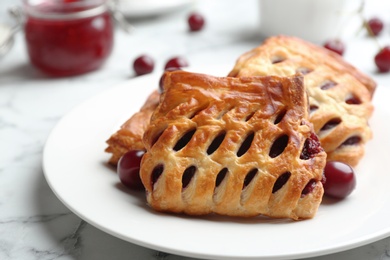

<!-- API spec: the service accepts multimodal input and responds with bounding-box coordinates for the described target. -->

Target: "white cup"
[258,0,363,44]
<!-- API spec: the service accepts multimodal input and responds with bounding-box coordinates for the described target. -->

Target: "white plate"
[117,0,195,18]
[43,65,390,260]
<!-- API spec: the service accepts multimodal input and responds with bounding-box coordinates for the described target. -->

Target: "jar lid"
[24,0,108,20]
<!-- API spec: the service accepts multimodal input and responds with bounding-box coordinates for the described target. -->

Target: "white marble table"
[1,0,390,259]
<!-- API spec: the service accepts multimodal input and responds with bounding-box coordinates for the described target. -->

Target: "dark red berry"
[300,132,323,160]
[301,179,317,197]
[345,95,361,105]
[164,56,189,70]
[133,55,154,76]
[117,150,145,190]
[272,172,291,193]
[323,161,356,199]
[323,39,345,56]
[188,12,205,32]
[341,136,361,146]
[367,17,384,36]
[374,46,390,73]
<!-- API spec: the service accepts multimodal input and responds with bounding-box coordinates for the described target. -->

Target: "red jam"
[24,0,113,76]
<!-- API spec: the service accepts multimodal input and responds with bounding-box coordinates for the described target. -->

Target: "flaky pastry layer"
[105,90,159,165]
[140,71,326,220]
[228,35,376,166]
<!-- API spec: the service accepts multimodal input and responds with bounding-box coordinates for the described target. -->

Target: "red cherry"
[301,179,317,197]
[117,150,145,190]
[188,13,205,32]
[323,39,345,56]
[133,55,154,76]
[374,46,390,73]
[300,132,323,160]
[367,17,384,36]
[323,161,356,199]
[164,56,189,70]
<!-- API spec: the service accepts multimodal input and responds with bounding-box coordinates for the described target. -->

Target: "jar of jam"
[24,0,114,76]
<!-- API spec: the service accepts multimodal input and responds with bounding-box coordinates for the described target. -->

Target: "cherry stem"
[356,1,382,50]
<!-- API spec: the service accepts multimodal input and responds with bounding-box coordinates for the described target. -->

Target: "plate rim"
[42,66,390,260]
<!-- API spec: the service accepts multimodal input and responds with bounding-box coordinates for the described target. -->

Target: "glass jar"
[24,0,114,77]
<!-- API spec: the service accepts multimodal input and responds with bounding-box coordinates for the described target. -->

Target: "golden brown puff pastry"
[140,71,327,220]
[105,90,159,165]
[228,35,376,167]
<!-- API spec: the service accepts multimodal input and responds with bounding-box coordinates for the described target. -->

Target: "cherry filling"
[320,118,341,131]
[242,168,258,189]
[300,132,323,160]
[272,172,291,193]
[269,134,289,158]
[341,136,361,146]
[207,131,226,155]
[245,112,255,122]
[173,129,196,151]
[151,164,164,187]
[345,95,362,105]
[271,56,285,64]
[215,168,228,187]
[319,80,337,90]
[301,179,317,197]
[309,105,319,113]
[182,166,196,189]
[296,67,312,75]
[323,39,345,56]
[237,132,255,157]
[274,109,287,124]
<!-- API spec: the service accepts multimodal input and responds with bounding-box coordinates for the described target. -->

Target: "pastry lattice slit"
[140,71,327,220]
[106,36,376,169]
[228,35,376,166]
[207,131,226,155]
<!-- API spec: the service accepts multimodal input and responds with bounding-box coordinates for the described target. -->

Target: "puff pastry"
[140,71,326,220]
[105,90,159,165]
[228,35,376,166]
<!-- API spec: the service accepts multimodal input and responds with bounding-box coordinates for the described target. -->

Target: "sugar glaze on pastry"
[140,71,326,220]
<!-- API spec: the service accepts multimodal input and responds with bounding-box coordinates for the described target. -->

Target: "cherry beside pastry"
[140,70,327,220]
